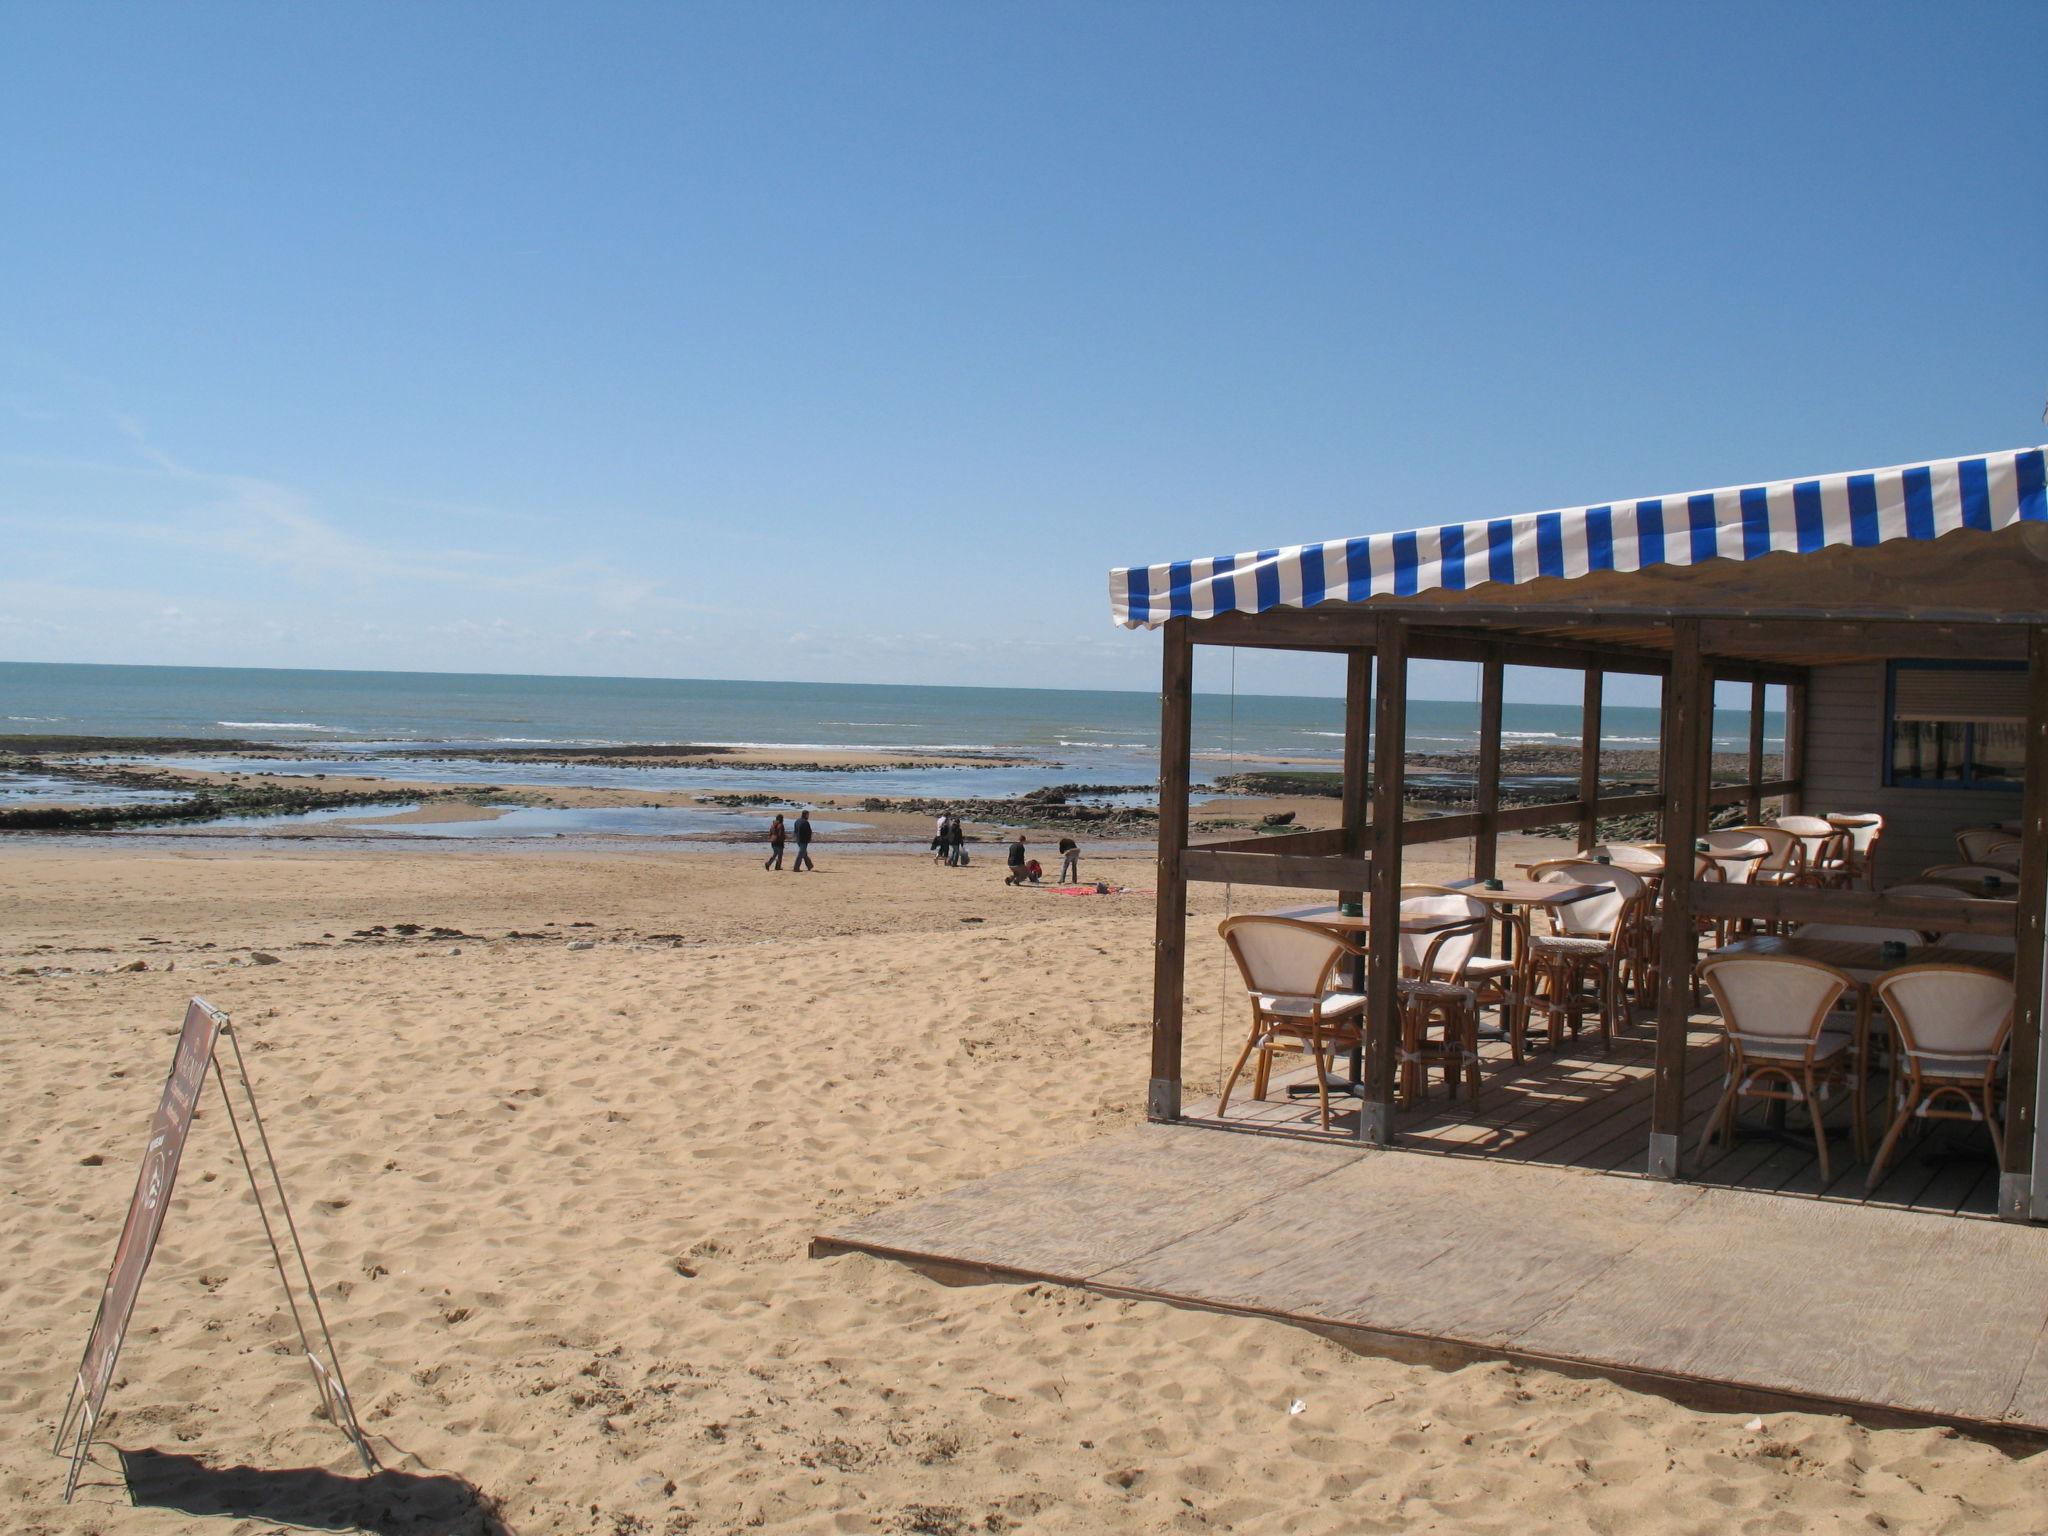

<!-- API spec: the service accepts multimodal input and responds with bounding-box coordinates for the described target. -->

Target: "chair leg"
[1986,1082,2007,1171]
[1805,1069,1832,1185]
[1251,1044,1272,1102]
[1866,1091,1915,1192]
[1851,1056,1868,1165]
[1217,1028,1262,1119]
[1698,1074,1739,1166]
[1309,1031,1333,1131]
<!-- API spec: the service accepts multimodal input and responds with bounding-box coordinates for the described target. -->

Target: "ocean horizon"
[0,659,1781,758]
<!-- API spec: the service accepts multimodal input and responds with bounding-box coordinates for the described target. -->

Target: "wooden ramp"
[812,1125,2048,1441]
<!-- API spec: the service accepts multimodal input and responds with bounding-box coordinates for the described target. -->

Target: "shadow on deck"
[1184,1015,2002,1220]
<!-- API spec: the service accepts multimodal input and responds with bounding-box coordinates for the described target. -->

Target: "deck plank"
[1090,1152,1700,1345]
[815,1122,2048,1438]
[1520,1185,2047,1424]
[812,1122,1365,1282]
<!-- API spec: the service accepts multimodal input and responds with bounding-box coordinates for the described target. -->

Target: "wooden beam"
[1709,780,1800,809]
[1181,848,1376,890]
[1410,628,1669,677]
[1364,619,1408,1144]
[1474,652,1504,882]
[1746,680,1766,823]
[1784,675,1807,817]
[1690,884,2018,937]
[1578,669,1603,852]
[1191,827,1349,857]
[1148,620,1194,1123]
[1198,608,1672,674]
[2003,625,2048,1218]
[1650,617,1708,1178]
[1341,648,1373,913]
[1701,618,2026,663]
[1403,790,1673,849]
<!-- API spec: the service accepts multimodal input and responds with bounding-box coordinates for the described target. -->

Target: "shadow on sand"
[119,1448,512,1535]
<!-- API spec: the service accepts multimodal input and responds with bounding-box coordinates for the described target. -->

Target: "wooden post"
[2001,625,2048,1219]
[1649,617,1708,1179]
[1578,668,1603,852]
[1474,651,1504,881]
[1363,619,1408,1145]
[1785,674,1807,817]
[1746,680,1766,823]
[1340,650,1373,890]
[1148,620,1194,1123]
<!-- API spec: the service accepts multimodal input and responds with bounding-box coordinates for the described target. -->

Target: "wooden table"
[1713,935,2018,1156]
[1443,879,1613,1051]
[1258,904,1478,1094]
[1261,903,1474,937]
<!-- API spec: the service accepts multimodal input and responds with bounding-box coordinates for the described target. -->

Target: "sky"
[2,2,2042,708]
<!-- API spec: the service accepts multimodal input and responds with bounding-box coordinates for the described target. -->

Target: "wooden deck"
[814,1122,2048,1441]
[1190,1017,2005,1219]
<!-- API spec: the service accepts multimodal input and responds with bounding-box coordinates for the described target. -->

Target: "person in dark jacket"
[1004,835,1029,885]
[764,814,786,871]
[947,814,966,866]
[1057,836,1079,884]
[792,809,814,871]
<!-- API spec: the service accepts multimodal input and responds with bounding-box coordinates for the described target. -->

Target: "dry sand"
[4,835,2045,1534]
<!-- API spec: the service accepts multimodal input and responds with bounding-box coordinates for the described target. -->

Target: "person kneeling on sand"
[1004,834,1030,885]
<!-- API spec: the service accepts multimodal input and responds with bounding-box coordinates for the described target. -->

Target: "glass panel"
[1890,719,1967,783]
[1968,720,2027,786]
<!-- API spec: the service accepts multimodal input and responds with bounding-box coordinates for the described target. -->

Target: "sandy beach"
[5,835,2045,1535]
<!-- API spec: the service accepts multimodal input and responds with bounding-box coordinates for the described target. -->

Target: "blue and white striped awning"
[1112,444,2048,628]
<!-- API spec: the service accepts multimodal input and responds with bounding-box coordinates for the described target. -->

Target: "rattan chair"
[1216,916,1366,1131]
[1867,965,2014,1190]
[1775,815,1854,889]
[1737,824,1808,889]
[1825,813,1885,889]
[1524,860,1646,1053]
[1955,825,2018,864]
[1696,954,1863,1181]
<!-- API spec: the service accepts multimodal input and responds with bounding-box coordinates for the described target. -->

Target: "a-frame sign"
[54,997,376,1501]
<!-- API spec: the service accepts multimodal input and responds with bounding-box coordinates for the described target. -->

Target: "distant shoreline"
[2,735,1785,843]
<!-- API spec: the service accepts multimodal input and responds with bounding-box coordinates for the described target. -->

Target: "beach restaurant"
[1116,444,2048,1223]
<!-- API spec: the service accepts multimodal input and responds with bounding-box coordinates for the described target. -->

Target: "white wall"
[1800,662,2022,882]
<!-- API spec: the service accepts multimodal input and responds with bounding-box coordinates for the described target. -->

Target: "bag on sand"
[959,852,970,866]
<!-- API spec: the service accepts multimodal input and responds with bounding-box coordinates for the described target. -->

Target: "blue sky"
[2,2,2042,706]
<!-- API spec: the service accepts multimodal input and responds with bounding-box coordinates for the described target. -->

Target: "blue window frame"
[1883,660,2027,791]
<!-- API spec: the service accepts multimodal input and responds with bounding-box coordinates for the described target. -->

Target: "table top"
[1716,934,2016,984]
[1443,878,1611,907]
[1902,874,2019,900]
[1260,903,1474,935]
[1517,853,1665,877]
[1594,847,1667,875]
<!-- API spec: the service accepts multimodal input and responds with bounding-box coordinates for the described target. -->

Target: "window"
[1884,661,2028,789]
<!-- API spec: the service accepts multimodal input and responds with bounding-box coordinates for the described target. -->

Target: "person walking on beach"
[1004,834,1029,885]
[933,811,949,863]
[946,814,966,866]
[1057,835,1080,884]
[792,809,815,871]
[764,813,786,871]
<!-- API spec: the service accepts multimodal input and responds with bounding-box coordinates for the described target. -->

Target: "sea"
[2,662,1781,813]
